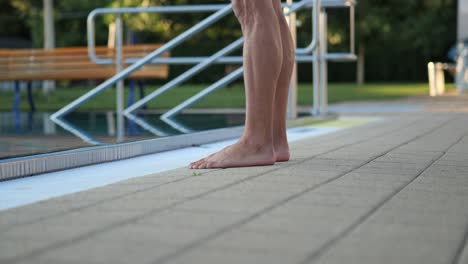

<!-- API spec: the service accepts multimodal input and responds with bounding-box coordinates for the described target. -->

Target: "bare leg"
[272,0,295,162]
[190,0,282,169]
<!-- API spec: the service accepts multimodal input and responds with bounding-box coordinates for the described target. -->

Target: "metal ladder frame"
[51,0,357,144]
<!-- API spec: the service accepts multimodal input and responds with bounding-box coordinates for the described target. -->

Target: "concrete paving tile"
[438,153,468,162]
[364,208,468,229]
[287,184,400,208]
[23,239,175,264]
[426,164,468,174]
[164,245,305,264]
[406,180,468,194]
[136,209,246,230]
[318,152,380,162]
[251,172,336,185]
[329,177,410,190]
[434,159,468,167]
[0,209,181,263]
[200,229,326,256]
[459,241,468,264]
[236,211,357,236]
[338,171,414,184]
[309,163,468,264]
[298,158,362,167]
[374,155,435,163]
[311,241,456,264]
[0,206,72,232]
[87,225,216,247]
[363,160,433,170]
[201,180,307,198]
[3,106,468,264]
[262,202,365,219]
[310,216,465,264]
[174,198,271,214]
[352,166,422,176]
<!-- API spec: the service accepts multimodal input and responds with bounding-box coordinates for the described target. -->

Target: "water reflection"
[0,111,245,158]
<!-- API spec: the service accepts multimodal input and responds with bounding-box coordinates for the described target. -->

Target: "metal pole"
[435,62,445,95]
[319,10,328,115]
[286,0,298,119]
[350,5,355,55]
[312,0,321,115]
[115,15,124,142]
[43,0,55,51]
[428,62,436,96]
[162,67,244,120]
[43,0,55,94]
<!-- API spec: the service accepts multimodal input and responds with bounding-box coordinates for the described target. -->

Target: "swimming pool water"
[0,111,250,158]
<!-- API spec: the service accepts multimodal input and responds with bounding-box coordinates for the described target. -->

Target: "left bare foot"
[190,141,275,169]
[274,144,290,162]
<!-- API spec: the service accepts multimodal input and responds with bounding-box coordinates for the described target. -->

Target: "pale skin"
[190,0,295,169]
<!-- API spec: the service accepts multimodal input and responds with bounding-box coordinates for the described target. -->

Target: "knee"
[232,0,245,20]
[232,0,270,26]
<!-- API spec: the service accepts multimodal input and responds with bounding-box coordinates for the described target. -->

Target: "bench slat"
[0,45,169,81]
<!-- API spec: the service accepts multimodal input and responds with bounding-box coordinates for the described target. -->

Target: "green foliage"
[0,0,32,43]
[3,0,114,47]
[0,83,453,112]
[353,0,456,81]
[1,0,458,82]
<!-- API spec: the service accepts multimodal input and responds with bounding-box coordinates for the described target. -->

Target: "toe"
[190,159,204,169]
[194,159,205,168]
[202,161,212,169]
[205,161,220,169]
[196,161,206,169]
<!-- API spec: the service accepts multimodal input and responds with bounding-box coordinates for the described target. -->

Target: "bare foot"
[273,135,290,162]
[190,141,275,169]
[190,142,290,167]
[274,144,290,162]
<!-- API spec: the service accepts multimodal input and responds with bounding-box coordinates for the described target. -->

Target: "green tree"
[0,0,32,47]
[5,0,114,47]
[1,0,457,82]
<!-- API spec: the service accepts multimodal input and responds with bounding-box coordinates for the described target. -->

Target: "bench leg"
[27,82,36,112]
[126,80,136,136]
[127,80,135,107]
[27,111,34,131]
[138,80,147,110]
[13,81,21,114]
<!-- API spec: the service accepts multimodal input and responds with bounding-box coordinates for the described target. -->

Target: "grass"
[0,82,454,112]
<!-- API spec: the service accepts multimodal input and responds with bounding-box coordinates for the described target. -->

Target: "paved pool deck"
[1,93,468,264]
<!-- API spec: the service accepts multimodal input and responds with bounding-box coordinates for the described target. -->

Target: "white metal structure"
[50,0,357,144]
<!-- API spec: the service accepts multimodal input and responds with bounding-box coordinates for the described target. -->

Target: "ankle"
[273,136,289,148]
[239,138,274,153]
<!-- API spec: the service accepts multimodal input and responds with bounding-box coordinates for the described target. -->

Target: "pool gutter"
[0,126,245,181]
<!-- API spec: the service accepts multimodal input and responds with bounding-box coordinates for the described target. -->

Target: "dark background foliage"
[0,0,457,83]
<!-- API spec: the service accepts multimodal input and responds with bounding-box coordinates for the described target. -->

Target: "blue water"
[0,111,246,136]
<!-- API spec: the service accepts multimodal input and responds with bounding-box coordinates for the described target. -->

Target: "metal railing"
[51,4,235,143]
[51,0,357,143]
[124,0,316,135]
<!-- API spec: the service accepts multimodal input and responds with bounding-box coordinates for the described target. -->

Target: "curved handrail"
[51,0,356,142]
[161,0,319,127]
[51,4,233,143]
[296,0,320,55]
[87,5,228,65]
[125,0,318,134]
[86,3,317,66]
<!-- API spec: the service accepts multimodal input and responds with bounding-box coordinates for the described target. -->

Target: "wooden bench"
[0,45,170,111]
